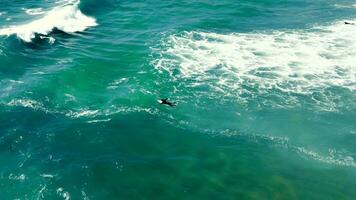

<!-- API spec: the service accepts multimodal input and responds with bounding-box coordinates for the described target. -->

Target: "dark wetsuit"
[159,98,176,107]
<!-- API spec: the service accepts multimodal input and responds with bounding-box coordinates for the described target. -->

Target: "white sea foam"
[57,187,70,200]
[3,97,159,120]
[0,0,97,42]
[334,4,356,9]
[35,184,47,200]
[66,109,99,118]
[86,118,111,123]
[66,106,159,119]
[22,7,46,15]
[4,98,61,115]
[7,99,45,110]
[154,20,356,105]
[8,173,26,181]
[295,147,356,167]
[40,174,55,178]
[64,93,76,102]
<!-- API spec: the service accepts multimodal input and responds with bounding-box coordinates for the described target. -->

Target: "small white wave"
[265,137,356,167]
[9,80,25,84]
[57,187,70,200]
[295,147,356,167]
[64,93,76,102]
[212,129,356,168]
[22,7,46,15]
[0,1,97,42]
[4,98,61,115]
[334,4,356,9]
[8,173,26,181]
[3,98,159,120]
[107,78,129,90]
[40,174,55,178]
[66,106,159,119]
[35,184,47,200]
[86,118,111,123]
[7,99,45,110]
[66,109,99,118]
[56,0,79,4]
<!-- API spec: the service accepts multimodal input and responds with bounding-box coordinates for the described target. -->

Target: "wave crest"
[0,1,97,42]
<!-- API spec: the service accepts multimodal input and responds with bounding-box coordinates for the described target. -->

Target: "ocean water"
[0,0,356,199]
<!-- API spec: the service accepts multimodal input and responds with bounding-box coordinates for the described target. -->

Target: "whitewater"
[0,0,97,42]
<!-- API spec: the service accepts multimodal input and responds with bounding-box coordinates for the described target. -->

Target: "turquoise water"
[1,0,356,199]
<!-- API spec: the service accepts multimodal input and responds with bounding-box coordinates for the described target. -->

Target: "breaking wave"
[0,0,97,42]
[153,19,356,109]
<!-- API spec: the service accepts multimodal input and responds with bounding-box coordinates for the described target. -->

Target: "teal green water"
[1,0,356,199]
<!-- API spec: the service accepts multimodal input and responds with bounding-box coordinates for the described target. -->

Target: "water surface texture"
[1,0,356,199]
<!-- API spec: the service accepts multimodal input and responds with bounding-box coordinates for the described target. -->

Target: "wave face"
[154,19,356,109]
[0,0,97,42]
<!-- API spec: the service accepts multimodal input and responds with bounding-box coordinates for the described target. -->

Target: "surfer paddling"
[158,98,176,107]
[344,21,355,25]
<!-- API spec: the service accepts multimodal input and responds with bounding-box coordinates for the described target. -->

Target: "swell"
[210,129,356,168]
[2,97,356,168]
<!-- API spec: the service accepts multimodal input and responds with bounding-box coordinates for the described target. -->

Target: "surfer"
[344,21,355,25]
[158,98,176,107]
